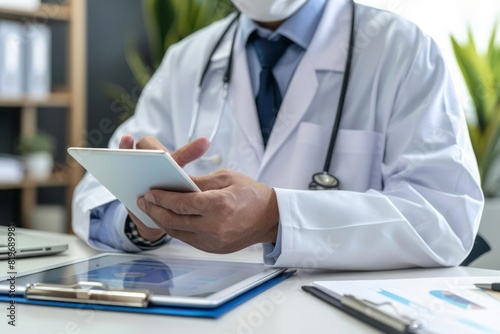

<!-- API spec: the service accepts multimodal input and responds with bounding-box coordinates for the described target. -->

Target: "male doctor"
[73,0,484,270]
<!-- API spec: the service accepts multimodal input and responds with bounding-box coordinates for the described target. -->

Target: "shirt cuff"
[263,222,283,265]
[89,201,143,252]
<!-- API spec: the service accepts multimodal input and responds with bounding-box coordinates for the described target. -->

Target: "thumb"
[119,134,135,149]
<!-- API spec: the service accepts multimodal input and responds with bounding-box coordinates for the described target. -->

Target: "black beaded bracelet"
[124,219,166,250]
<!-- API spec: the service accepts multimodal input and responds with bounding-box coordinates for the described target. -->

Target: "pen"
[474,283,500,292]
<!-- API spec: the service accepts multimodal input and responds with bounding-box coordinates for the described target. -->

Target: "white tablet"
[68,148,199,228]
[0,253,286,308]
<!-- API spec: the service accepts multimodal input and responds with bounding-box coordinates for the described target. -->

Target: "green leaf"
[194,0,210,31]
[105,0,235,124]
[17,132,55,154]
[125,38,153,87]
[452,23,500,195]
[103,84,138,125]
[451,35,488,131]
[487,18,498,69]
[143,0,174,68]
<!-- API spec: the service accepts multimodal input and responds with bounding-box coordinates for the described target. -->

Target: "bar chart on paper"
[312,276,500,334]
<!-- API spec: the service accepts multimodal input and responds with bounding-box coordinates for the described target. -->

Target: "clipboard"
[303,276,500,334]
[0,253,294,318]
[0,271,294,318]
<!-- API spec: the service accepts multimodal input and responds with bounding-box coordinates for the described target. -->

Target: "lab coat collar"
[210,13,240,63]
[308,0,353,72]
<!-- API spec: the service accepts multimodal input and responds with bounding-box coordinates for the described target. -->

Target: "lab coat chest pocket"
[288,123,384,191]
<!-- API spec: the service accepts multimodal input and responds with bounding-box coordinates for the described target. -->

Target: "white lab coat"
[73,0,483,270]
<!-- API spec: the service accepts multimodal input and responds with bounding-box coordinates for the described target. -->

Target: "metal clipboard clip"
[302,285,426,334]
[342,294,424,333]
[25,281,151,308]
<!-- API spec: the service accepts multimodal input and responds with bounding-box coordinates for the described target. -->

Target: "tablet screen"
[7,254,270,298]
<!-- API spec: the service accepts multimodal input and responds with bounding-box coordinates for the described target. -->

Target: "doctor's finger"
[171,137,210,168]
[119,134,134,149]
[163,229,229,254]
[191,169,235,191]
[137,197,200,231]
[136,136,169,151]
[144,190,210,215]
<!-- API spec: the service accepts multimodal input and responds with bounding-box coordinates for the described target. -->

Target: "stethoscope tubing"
[187,14,240,144]
[309,0,356,190]
[322,0,356,173]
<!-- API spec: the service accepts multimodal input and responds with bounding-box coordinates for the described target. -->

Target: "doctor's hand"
[136,169,279,254]
[119,134,210,242]
[119,134,210,168]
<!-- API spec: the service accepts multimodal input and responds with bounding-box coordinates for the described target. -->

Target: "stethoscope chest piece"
[309,172,339,190]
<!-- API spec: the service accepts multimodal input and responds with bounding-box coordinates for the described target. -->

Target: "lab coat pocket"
[331,129,384,191]
[286,122,330,189]
[289,123,384,191]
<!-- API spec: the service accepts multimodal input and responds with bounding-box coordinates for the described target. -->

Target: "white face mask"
[231,0,309,22]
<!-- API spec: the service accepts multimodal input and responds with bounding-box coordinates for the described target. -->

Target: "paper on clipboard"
[312,276,500,334]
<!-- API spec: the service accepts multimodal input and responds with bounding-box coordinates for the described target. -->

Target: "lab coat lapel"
[228,40,265,160]
[260,0,352,172]
[260,55,318,170]
[209,20,264,163]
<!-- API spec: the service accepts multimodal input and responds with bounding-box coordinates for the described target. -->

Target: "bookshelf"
[0,0,86,233]
[0,3,70,21]
[0,91,71,108]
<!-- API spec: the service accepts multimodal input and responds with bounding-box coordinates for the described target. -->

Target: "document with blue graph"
[312,276,500,334]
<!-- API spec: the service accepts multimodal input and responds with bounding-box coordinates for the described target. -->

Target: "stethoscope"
[188,1,356,190]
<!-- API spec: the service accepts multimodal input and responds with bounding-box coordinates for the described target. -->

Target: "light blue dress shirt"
[88,0,327,256]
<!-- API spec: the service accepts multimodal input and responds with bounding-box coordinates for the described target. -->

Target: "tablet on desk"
[0,253,286,308]
[68,148,199,229]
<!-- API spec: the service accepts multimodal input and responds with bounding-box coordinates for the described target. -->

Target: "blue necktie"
[251,34,292,147]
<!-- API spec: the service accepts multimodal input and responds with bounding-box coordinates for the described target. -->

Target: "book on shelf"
[0,0,41,11]
[24,23,51,98]
[0,19,51,99]
[0,20,24,98]
[0,154,24,183]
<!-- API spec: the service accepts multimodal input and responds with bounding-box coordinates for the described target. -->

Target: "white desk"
[1,229,500,334]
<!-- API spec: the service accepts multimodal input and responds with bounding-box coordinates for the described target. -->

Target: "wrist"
[134,222,166,243]
[124,216,166,248]
[264,188,279,243]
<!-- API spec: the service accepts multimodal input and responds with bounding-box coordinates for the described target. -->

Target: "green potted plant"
[17,132,56,180]
[451,24,500,197]
[106,0,235,123]
[451,22,500,269]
